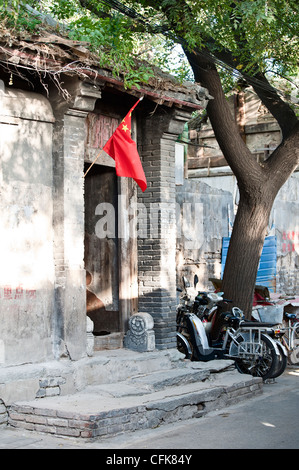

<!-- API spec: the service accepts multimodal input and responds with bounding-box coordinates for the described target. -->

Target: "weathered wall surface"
[176,179,233,291]
[182,172,299,295]
[274,174,299,295]
[0,83,55,365]
[49,79,101,361]
[0,79,99,367]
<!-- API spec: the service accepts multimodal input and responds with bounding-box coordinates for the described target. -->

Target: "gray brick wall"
[137,109,193,349]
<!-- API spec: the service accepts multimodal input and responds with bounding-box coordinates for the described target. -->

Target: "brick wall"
[137,109,193,349]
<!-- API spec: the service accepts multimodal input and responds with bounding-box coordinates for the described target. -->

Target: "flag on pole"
[103,98,147,192]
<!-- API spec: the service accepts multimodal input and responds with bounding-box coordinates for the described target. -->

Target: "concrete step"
[79,363,215,398]
[8,360,263,440]
[0,349,186,404]
[127,366,211,391]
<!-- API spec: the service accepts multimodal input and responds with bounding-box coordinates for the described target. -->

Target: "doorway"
[84,162,122,349]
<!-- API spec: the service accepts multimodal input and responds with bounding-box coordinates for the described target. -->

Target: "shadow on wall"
[0,86,86,366]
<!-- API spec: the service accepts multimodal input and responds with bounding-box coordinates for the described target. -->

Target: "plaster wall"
[191,172,299,295]
[176,178,233,292]
[0,84,55,365]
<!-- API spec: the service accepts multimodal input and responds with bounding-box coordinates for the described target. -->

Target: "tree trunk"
[222,127,299,317]
[221,192,274,318]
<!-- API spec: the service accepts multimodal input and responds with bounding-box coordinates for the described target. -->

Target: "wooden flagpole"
[84,149,104,177]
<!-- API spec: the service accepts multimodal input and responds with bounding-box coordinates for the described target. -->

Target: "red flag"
[103,98,147,192]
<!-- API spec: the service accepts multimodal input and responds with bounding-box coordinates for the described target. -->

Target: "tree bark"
[221,192,274,317]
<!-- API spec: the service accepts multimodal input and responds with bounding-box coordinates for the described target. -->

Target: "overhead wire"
[98,0,170,32]
[96,0,297,100]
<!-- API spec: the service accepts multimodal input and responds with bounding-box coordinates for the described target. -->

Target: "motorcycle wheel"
[177,335,191,359]
[270,341,287,379]
[233,333,279,380]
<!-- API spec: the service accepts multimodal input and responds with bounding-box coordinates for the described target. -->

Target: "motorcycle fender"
[186,314,216,362]
[189,314,211,351]
[185,314,215,361]
[176,332,192,357]
[262,333,281,356]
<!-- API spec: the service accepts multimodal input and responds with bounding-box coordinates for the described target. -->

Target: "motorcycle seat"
[285,312,296,319]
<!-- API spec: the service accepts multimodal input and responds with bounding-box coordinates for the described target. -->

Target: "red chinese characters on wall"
[1,285,36,300]
[282,231,299,253]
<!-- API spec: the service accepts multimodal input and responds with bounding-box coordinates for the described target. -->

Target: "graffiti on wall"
[0,285,36,300]
[282,231,299,253]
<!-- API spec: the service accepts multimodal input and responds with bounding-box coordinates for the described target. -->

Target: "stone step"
[0,349,185,405]
[127,366,211,391]
[78,362,220,398]
[124,358,236,392]
[8,363,263,440]
[93,333,124,351]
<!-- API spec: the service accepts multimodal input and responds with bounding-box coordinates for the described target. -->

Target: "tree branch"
[243,71,298,139]
[79,0,298,139]
[78,0,112,19]
[184,48,261,186]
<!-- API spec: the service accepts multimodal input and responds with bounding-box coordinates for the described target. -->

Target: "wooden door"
[84,163,120,335]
